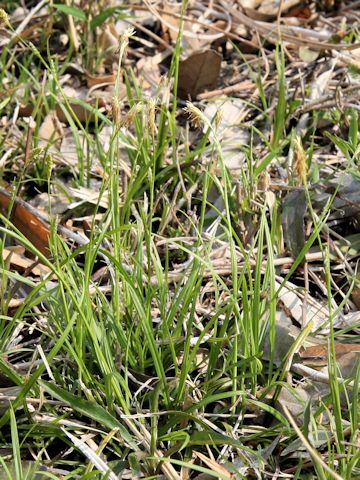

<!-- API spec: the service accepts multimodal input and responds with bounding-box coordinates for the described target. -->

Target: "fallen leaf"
[7,298,25,309]
[0,187,50,257]
[55,97,107,123]
[351,285,360,309]
[177,348,208,373]
[86,72,117,88]
[299,342,360,367]
[203,99,249,177]
[161,4,211,51]
[19,99,108,125]
[161,4,182,42]
[136,51,166,90]
[282,189,307,259]
[240,0,308,20]
[38,111,63,146]
[299,47,320,63]
[178,50,222,100]
[67,186,109,209]
[277,383,310,422]
[3,246,51,275]
[334,351,360,378]
[281,429,328,456]
[98,23,119,60]
[285,5,312,18]
[325,173,360,220]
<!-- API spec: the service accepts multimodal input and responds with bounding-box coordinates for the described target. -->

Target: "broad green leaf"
[90,8,119,30]
[325,132,353,159]
[53,4,86,21]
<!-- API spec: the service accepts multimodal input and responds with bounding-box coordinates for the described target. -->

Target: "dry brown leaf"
[38,111,63,146]
[98,23,119,60]
[0,186,51,257]
[161,3,182,42]
[3,246,51,275]
[19,99,108,125]
[86,72,117,88]
[67,186,109,209]
[177,348,208,373]
[299,342,360,366]
[332,351,360,379]
[227,4,359,51]
[193,451,233,478]
[161,3,211,50]
[242,0,303,18]
[277,384,310,421]
[136,52,166,90]
[285,5,312,19]
[7,298,26,308]
[203,99,248,177]
[178,50,222,100]
[351,285,360,309]
[55,98,107,123]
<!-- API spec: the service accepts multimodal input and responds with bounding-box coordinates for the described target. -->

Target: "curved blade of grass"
[0,357,23,387]
[189,431,263,460]
[62,428,118,480]
[149,456,242,480]
[282,404,343,480]
[39,380,138,450]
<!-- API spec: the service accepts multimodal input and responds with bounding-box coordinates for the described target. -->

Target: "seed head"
[214,108,223,131]
[183,102,206,129]
[30,146,44,159]
[147,99,156,136]
[0,9,10,27]
[116,27,136,59]
[114,27,136,116]
[45,154,54,180]
[293,135,307,183]
[119,102,143,128]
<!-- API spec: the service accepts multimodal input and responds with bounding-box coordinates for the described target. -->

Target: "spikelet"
[293,135,307,183]
[112,27,136,129]
[45,153,54,181]
[147,98,156,137]
[0,9,10,27]
[183,102,207,129]
[214,108,223,132]
[119,103,143,128]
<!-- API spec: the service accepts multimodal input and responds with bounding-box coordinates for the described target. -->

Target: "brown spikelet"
[293,136,307,183]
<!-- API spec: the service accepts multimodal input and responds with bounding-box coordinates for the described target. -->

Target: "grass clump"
[0,1,359,479]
